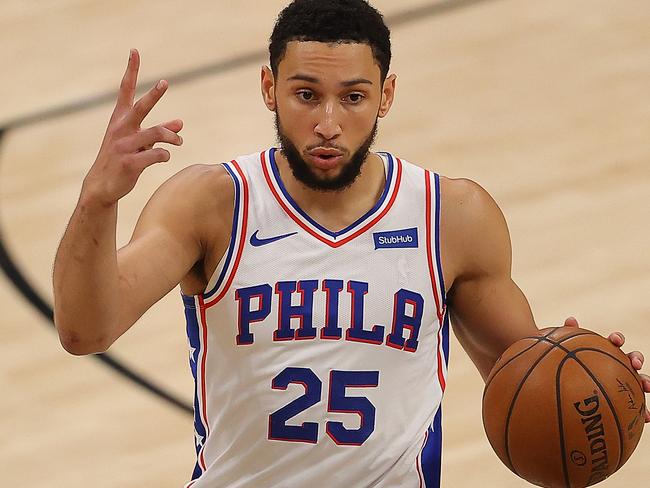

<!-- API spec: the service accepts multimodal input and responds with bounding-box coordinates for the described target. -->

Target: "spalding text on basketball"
[573,392,609,484]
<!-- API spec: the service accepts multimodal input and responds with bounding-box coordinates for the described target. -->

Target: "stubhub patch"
[373,227,419,249]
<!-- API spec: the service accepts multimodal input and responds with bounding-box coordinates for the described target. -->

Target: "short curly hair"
[269,0,392,81]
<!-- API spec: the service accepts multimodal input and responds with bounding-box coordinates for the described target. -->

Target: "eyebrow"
[286,74,373,86]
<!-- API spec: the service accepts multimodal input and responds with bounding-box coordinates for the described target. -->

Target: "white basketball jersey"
[182,148,449,488]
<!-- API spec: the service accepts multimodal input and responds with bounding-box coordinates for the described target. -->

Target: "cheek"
[276,101,306,131]
[349,97,381,120]
[278,92,311,115]
[348,107,378,132]
[279,113,310,141]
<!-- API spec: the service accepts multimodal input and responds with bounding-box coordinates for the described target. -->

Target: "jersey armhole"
[433,173,447,307]
[200,161,249,302]
[424,170,447,316]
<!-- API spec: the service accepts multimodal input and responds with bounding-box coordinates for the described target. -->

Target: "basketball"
[482,326,645,488]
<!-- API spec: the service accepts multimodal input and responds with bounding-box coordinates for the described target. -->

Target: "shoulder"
[158,163,233,200]
[438,176,512,281]
[439,176,507,231]
[137,163,235,243]
[151,163,234,214]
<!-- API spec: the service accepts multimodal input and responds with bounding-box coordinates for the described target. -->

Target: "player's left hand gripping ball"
[564,316,650,423]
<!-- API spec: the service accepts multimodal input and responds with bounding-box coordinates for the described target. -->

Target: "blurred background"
[0,0,648,486]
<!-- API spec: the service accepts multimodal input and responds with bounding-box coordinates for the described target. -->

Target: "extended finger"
[608,331,625,347]
[162,119,184,133]
[641,374,650,423]
[115,49,140,113]
[563,317,579,328]
[640,373,650,392]
[628,351,644,370]
[129,147,172,172]
[123,125,183,152]
[127,79,168,127]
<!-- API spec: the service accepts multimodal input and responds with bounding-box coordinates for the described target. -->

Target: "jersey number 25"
[268,367,380,446]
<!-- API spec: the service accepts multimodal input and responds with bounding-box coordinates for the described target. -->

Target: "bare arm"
[53,49,191,354]
[440,177,650,420]
[440,177,538,381]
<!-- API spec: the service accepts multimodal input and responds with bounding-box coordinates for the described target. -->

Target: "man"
[52,0,649,486]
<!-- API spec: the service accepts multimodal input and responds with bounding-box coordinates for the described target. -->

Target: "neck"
[274,149,386,232]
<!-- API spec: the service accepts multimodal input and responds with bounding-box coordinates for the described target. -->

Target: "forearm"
[448,277,538,382]
[440,177,540,381]
[53,187,121,355]
[52,50,184,354]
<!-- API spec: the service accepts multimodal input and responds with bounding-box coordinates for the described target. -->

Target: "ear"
[378,74,397,118]
[261,66,276,111]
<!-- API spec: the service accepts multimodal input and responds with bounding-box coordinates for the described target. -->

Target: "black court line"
[0,126,193,414]
[0,0,495,131]
[0,0,496,416]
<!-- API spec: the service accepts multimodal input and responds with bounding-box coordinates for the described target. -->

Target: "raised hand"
[82,49,183,206]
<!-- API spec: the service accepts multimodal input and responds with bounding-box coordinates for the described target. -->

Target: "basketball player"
[52,1,649,486]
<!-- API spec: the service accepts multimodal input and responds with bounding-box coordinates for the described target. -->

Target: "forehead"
[278,41,380,81]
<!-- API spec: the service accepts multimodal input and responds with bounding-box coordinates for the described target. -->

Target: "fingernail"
[156,80,165,90]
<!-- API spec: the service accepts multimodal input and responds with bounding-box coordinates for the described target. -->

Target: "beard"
[274,112,378,192]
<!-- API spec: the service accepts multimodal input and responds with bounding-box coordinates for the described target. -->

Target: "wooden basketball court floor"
[0,0,648,486]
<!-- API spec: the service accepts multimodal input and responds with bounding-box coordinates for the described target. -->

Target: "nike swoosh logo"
[249,230,298,247]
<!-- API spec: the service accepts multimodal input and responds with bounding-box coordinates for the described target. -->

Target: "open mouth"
[307,151,344,170]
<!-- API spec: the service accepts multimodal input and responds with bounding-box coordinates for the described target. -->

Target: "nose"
[314,99,342,141]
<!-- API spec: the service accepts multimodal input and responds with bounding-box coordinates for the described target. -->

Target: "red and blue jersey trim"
[181,159,250,486]
[183,294,210,485]
[425,170,448,392]
[261,148,402,248]
[201,162,241,299]
[413,170,449,488]
[417,406,444,487]
[202,160,249,308]
[433,173,447,308]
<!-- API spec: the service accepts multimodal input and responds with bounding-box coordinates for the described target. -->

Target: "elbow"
[59,334,111,356]
[56,323,111,356]
[61,340,110,356]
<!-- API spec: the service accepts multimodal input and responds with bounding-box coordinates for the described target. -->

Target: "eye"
[297,90,315,102]
[345,93,365,104]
